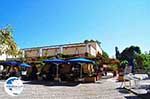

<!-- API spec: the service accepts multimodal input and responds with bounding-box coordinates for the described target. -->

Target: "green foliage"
[120,60,128,68]
[83,39,101,45]
[110,64,118,71]
[0,25,20,57]
[120,46,141,61]
[138,53,150,73]
[95,50,110,66]
[115,46,120,59]
[135,54,144,69]
[95,40,101,45]
[102,50,109,58]
[118,45,150,73]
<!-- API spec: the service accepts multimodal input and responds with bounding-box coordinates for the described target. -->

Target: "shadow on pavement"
[124,96,141,99]
[116,87,130,94]
[23,80,80,87]
[116,87,142,99]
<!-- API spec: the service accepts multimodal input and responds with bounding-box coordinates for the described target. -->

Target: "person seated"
[9,67,18,77]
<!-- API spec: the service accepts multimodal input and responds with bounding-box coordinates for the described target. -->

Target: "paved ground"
[0,78,141,99]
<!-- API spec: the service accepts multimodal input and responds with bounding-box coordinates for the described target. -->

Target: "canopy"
[19,63,31,68]
[2,61,19,66]
[43,58,66,64]
[0,61,30,68]
[43,58,66,82]
[67,58,95,64]
[67,58,95,80]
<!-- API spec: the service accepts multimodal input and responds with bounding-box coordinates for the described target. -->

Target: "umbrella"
[67,58,95,79]
[2,61,19,66]
[43,58,66,64]
[43,58,66,81]
[1,61,31,68]
[67,58,95,64]
[19,63,31,68]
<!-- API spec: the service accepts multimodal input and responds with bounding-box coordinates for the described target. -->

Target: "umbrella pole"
[56,64,59,81]
[80,64,82,78]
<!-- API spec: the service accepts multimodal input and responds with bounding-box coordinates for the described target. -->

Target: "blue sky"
[0,0,150,57]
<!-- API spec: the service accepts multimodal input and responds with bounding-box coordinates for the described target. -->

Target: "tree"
[135,54,144,69]
[0,26,20,58]
[83,39,101,45]
[96,50,110,65]
[120,60,128,68]
[120,46,141,61]
[117,46,141,73]
[115,46,120,59]
[84,40,89,44]
[138,53,150,73]
[96,40,101,45]
[102,50,109,58]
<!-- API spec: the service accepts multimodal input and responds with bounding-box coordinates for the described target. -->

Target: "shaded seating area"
[41,58,97,82]
[67,58,96,82]
[42,58,67,82]
[0,61,31,80]
[0,58,99,83]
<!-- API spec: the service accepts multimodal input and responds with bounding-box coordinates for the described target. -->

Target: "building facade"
[22,42,103,59]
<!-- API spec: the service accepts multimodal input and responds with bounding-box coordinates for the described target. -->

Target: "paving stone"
[0,79,140,99]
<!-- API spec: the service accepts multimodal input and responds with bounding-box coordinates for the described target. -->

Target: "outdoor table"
[67,58,95,82]
[134,74,149,80]
[139,80,150,85]
[43,59,66,82]
[138,80,150,89]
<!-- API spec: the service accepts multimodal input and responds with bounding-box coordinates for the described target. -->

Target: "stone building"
[22,41,103,59]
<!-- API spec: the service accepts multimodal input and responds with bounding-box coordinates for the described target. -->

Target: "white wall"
[0,54,6,60]
[89,46,97,56]
[22,42,103,57]
[0,54,15,60]
[88,42,103,55]
[95,43,103,55]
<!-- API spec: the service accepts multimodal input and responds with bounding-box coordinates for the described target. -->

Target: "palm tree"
[0,26,20,59]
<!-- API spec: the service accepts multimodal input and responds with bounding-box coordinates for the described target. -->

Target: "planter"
[84,76,96,83]
[118,75,124,82]
[96,73,102,80]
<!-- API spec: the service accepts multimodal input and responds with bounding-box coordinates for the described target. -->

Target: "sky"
[0,0,150,57]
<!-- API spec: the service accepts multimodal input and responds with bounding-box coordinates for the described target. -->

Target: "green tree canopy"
[84,39,101,45]
[0,25,20,57]
[102,50,109,58]
[117,45,150,73]
[120,60,128,68]
[120,46,141,61]
[138,53,150,73]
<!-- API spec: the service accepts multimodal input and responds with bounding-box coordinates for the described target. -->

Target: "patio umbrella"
[67,58,95,64]
[67,58,95,79]
[43,58,66,81]
[2,61,19,66]
[43,59,66,64]
[19,63,31,68]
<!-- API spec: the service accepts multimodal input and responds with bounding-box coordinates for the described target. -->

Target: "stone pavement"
[0,78,141,99]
